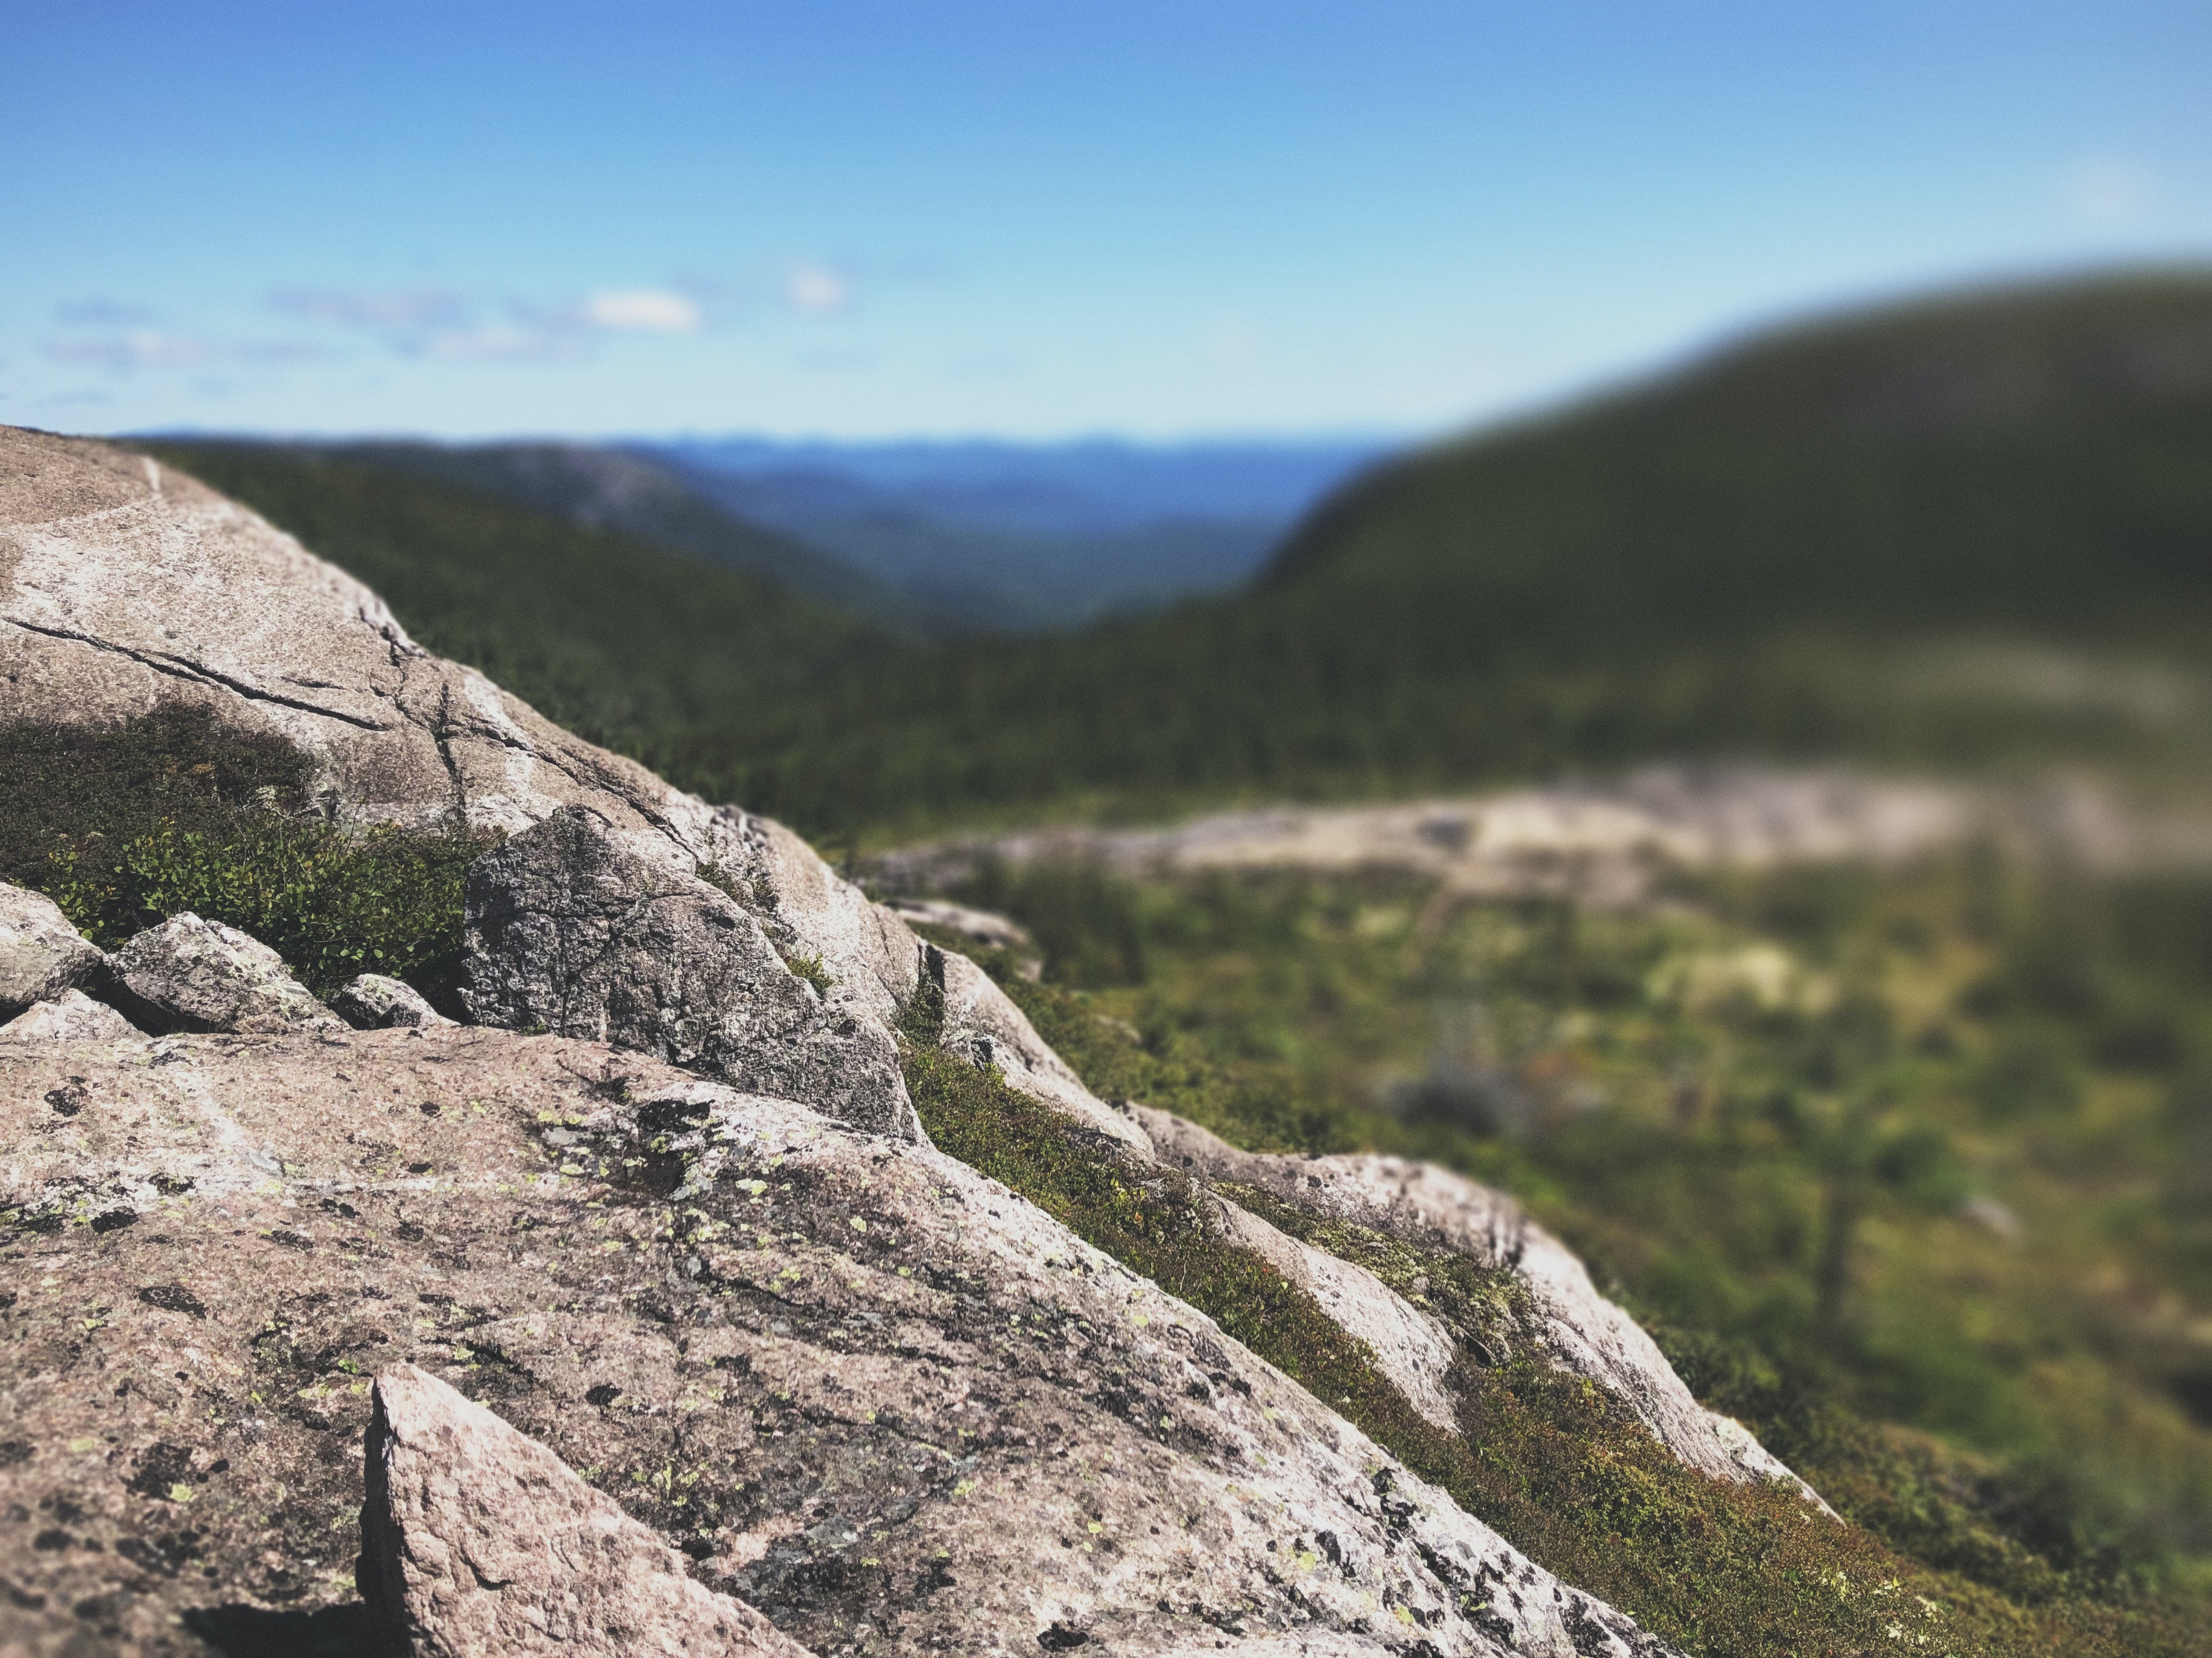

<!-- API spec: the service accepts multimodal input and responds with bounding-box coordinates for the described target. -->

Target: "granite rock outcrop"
[110,912,343,1036]
[0,880,106,1019]
[1,1027,1676,1658]
[0,428,1830,1655]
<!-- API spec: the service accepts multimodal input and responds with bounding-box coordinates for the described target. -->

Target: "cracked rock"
[334,971,455,1030]
[362,1363,809,1658]
[459,808,919,1140]
[0,425,742,860]
[110,912,343,1034]
[0,880,105,1019]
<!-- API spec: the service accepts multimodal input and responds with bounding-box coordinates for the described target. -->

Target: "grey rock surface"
[0,988,140,1041]
[334,971,455,1030]
[460,809,919,1141]
[1,1027,1674,1658]
[110,912,342,1036]
[0,880,105,1018]
[362,1362,808,1657]
[1133,1106,1828,1506]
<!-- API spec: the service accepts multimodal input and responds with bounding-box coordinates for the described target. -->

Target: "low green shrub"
[3,709,489,999]
[44,815,487,998]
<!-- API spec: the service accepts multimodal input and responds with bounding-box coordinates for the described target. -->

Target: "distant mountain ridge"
[646,435,1389,630]
[222,440,930,631]
[648,435,1389,533]
[145,433,1388,635]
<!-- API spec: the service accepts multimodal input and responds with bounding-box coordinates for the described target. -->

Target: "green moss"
[781,950,834,999]
[902,1031,1443,1438]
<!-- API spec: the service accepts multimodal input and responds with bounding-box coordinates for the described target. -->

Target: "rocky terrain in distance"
[864,764,2212,909]
[1,426,1831,1655]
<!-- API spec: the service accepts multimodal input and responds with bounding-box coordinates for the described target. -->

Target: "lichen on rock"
[459,808,920,1142]
[110,911,343,1036]
[360,1362,807,1656]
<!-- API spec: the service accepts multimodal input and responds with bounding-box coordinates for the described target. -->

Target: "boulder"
[0,988,139,1041]
[110,912,342,1034]
[0,1027,1674,1658]
[362,1364,809,1657]
[333,971,455,1030]
[0,880,104,1018]
[459,809,919,1141]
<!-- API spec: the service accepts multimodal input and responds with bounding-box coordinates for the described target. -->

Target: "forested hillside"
[154,269,2212,841]
[142,443,893,795]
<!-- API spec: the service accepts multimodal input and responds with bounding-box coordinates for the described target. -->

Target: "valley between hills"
[8,265,2212,1655]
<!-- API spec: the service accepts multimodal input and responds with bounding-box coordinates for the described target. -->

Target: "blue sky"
[5,1,2208,441]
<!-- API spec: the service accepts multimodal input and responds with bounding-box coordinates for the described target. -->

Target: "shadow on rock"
[180,1601,390,1658]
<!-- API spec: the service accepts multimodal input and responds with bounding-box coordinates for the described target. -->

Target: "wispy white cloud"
[786,261,854,315]
[583,288,701,332]
[263,282,706,362]
[53,298,158,327]
[46,331,322,370]
[2060,157,2158,227]
[271,287,469,332]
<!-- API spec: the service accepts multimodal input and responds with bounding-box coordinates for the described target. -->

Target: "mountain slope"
[245,438,933,632]
[1267,268,2212,655]
[141,441,893,795]
[728,268,2212,833]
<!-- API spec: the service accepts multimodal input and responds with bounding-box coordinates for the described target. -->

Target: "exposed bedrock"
[0,1028,1676,1658]
[1,426,720,859]
[0,425,1824,1650]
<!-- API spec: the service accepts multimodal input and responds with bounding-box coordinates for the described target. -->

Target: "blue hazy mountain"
[642,436,1391,631]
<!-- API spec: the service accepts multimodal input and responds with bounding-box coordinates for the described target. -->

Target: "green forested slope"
[308,439,931,631]
[152,269,2212,840]
[1270,270,2212,652]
